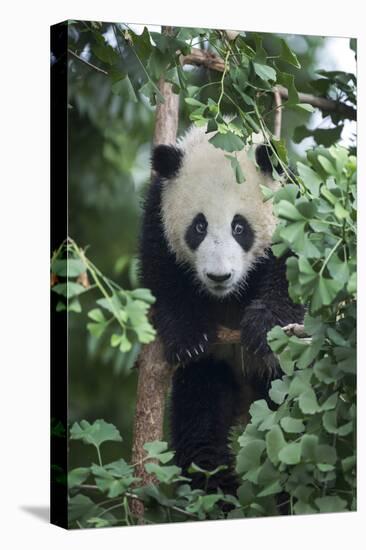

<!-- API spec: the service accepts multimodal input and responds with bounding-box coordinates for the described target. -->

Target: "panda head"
[152,125,280,299]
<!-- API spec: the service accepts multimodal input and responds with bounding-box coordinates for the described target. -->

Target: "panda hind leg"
[170,356,239,495]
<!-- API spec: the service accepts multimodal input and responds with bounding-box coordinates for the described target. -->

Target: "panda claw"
[186,349,192,359]
[203,334,208,342]
[176,353,181,362]
[199,344,204,353]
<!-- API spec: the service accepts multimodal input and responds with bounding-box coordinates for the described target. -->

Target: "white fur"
[161,124,280,297]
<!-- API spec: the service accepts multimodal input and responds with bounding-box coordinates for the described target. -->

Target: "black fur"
[231,214,254,251]
[256,144,284,175]
[171,358,239,493]
[152,144,183,178]
[139,168,304,495]
[185,213,207,251]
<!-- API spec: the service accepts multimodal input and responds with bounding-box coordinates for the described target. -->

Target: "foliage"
[53,22,357,526]
[51,238,156,359]
[67,420,240,527]
[235,144,356,515]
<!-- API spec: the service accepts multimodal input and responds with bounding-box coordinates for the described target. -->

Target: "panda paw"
[167,333,211,365]
[240,300,274,357]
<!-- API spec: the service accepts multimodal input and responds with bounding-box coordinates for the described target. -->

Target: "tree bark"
[130,26,179,523]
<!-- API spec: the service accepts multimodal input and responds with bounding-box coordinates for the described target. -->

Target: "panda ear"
[255,144,283,175]
[152,145,183,179]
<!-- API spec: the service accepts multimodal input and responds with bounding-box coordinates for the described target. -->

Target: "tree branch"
[273,87,283,140]
[181,48,356,121]
[69,44,356,121]
[130,26,179,523]
[67,48,108,76]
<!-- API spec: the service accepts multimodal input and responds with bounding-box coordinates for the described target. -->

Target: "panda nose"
[207,272,232,283]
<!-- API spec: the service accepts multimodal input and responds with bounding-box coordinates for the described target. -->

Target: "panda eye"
[232,222,244,235]
[195,222,207,234]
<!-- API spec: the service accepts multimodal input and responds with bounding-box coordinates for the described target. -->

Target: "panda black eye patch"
[231,214,254,251]
[185,213,207,250]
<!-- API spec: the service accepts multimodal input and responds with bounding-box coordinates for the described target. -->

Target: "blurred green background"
[66,21,356,469]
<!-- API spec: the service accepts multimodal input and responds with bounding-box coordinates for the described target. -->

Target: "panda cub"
[140,124,303,493]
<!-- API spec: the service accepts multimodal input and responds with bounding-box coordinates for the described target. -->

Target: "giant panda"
[139,124,304,494]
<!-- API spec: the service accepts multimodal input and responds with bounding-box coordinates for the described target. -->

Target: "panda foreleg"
[153,300,216,366]
[170,357,239,494]
[240,297,304,380]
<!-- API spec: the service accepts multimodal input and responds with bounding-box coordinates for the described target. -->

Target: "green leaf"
[70,419,122,449]
[294,500,317,515]
[280,39,301,68]
[296,162,322,196]
[301,434,319,462]
[111,333,122,348]
[253,62,276,82]
[87,517,111,528]
[87,322,107,339]
[279,221,307,247]
[225,155,246,183]
[187,494,222,516]
[310,276,344,312]
[266,425,286,466]
[249,400,273,425]
[299,388,320,414]
[236,440,266,473]
[209,131,245,153]
[93,463,138,497]
[257,480,283,497]
[185,97,206,107]
[52,282,87,298]
[260,185,274,201]
[145,463,182,483]
[52,258,86,277]
[119,333,132,353]
[237,481,255,506]
[92,40,119,65]
[188,463,227,477]
[278,442,301,465]
[322,410,338,434]
[318,155,337,175]
[315,496,348,513]
[68,298,82,313]
[320,392,339,411]
[269,378,290,405]
[334,201,349,219]
[97,294,123,317]
[293,103,315,113]
[88,308,106,323]
[68,467,90,489]
[68,494,100,523]
[143,441,175,464]
[280,417,305,433]
[277,71,299,104]
[278,349,295,375]
[316,444,337,465]
[129,288,156,304]
[288,370,312,397]
[276,200,305,222]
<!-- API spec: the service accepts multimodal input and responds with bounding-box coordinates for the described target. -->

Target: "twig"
[67,48,108,76]
[69,44,356,121]
[273,87,283,140]
[181,48,356,121]
[80,484,198,520]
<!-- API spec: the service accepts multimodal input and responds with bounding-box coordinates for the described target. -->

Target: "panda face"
[154,125,280,299]
[184,211,255,297]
